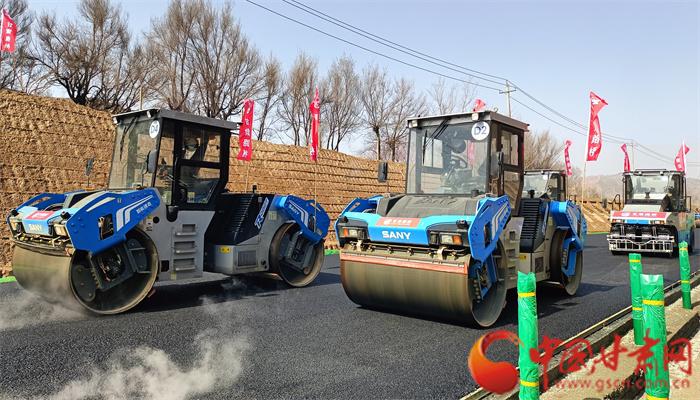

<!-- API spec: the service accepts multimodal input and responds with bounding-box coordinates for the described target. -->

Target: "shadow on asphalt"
[354,281,617,330]
[135,271,341,313]
[491,282,617,328]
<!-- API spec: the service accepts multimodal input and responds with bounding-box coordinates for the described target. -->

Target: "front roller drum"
[12,245,82,311]
[340,248,508,328]
[12,229,159,315]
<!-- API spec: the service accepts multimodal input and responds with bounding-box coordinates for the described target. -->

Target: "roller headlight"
[340,227,366,239]
[53,223,69,237]
[9,219,21,233]
[439,233,463,246]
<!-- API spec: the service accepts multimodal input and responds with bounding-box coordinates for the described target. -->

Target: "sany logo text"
[381,231,411,240]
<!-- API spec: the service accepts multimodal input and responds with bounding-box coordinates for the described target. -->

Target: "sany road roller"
[336,111,587,327]
[7,109,329,314]
[607,169,695,256]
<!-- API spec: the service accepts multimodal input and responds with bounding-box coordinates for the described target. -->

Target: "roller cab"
[337,111,587,327]
[7,109,329,314]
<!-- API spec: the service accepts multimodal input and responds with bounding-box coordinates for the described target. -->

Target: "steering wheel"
[450,155,468,169]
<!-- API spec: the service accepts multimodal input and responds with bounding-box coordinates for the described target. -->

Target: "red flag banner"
[620,143,631,172]
[586,91,608,161]
[309,88,320,162]
[472,99,486,112]
[236,99,254,161]
[564,140,573,176]
[674,142,690,172]
[1,9,16,53]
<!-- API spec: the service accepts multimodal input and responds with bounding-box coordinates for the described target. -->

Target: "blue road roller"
[336,111,587,327]
[7,109,329,314]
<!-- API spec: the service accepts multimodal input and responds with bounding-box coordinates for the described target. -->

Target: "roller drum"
[11,229,159,315]
[12,244,83,311]
[340,249,507,327]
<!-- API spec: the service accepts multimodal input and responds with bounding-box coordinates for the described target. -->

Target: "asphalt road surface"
[1,234,698,399]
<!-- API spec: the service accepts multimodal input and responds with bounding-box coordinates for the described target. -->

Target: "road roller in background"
[336,111,587,327]
[607,169,695,255]
[7,109,329,314]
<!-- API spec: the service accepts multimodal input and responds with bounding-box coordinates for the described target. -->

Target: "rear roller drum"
[549,229,583,296]
[269,223,324,287]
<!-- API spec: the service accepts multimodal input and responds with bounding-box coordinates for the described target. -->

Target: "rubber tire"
[549,229,583,296]
[269,223,324,288]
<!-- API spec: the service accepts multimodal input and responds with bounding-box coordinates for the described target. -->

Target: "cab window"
[177,126,223,205]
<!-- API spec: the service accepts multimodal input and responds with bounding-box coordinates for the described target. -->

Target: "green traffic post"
[641,273,669,400]
[517,271,539,400]
[679,241,692,310]
[629,253,644,345]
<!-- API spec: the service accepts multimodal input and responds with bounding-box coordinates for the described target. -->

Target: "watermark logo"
[467,330,520,394]
[468,329,693,394]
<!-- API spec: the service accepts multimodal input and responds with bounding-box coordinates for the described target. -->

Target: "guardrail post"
[517,271,539,399]
[641,273,669,400]
[629,253,644,345]
[679,241,692,310]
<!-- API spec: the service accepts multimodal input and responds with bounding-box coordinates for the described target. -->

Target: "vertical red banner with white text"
[674,142,690,172]
[620,143,631,172]
[564,140,573,176]
[309,88,320,162]
[1,9,17,53]
[236,99,255,161]
[586,91,608,161]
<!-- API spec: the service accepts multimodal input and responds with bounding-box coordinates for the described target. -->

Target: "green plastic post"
[679,242,692,310]
[641,274,669,399]
[629,253,644,345]
[517,271,539,400]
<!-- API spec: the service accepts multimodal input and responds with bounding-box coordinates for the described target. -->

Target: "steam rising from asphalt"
[42,277,251,400]
[0,291,83,331]
[48,330,249,400]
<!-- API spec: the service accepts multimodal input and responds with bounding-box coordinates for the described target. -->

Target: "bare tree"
[146,0,199,112]
[189,1,262,119]
[320,55,361,151]
[255,55,282,140]
[427,77,475,114]
[524,130,565,170]
[382,78,425,161]
[34,0,140,110]
[360,64,393,160]
[278,52,317,146]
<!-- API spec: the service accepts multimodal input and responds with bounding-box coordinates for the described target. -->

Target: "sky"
[29,0,700,178]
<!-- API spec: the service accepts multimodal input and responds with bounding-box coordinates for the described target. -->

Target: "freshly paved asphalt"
[0,234,698,399]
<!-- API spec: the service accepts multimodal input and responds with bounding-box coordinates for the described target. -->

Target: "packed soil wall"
[0,90,612,272]
[0,90,404,271]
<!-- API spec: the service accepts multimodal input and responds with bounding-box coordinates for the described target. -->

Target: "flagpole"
[244,162,251,192]
[582,96,592,202]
